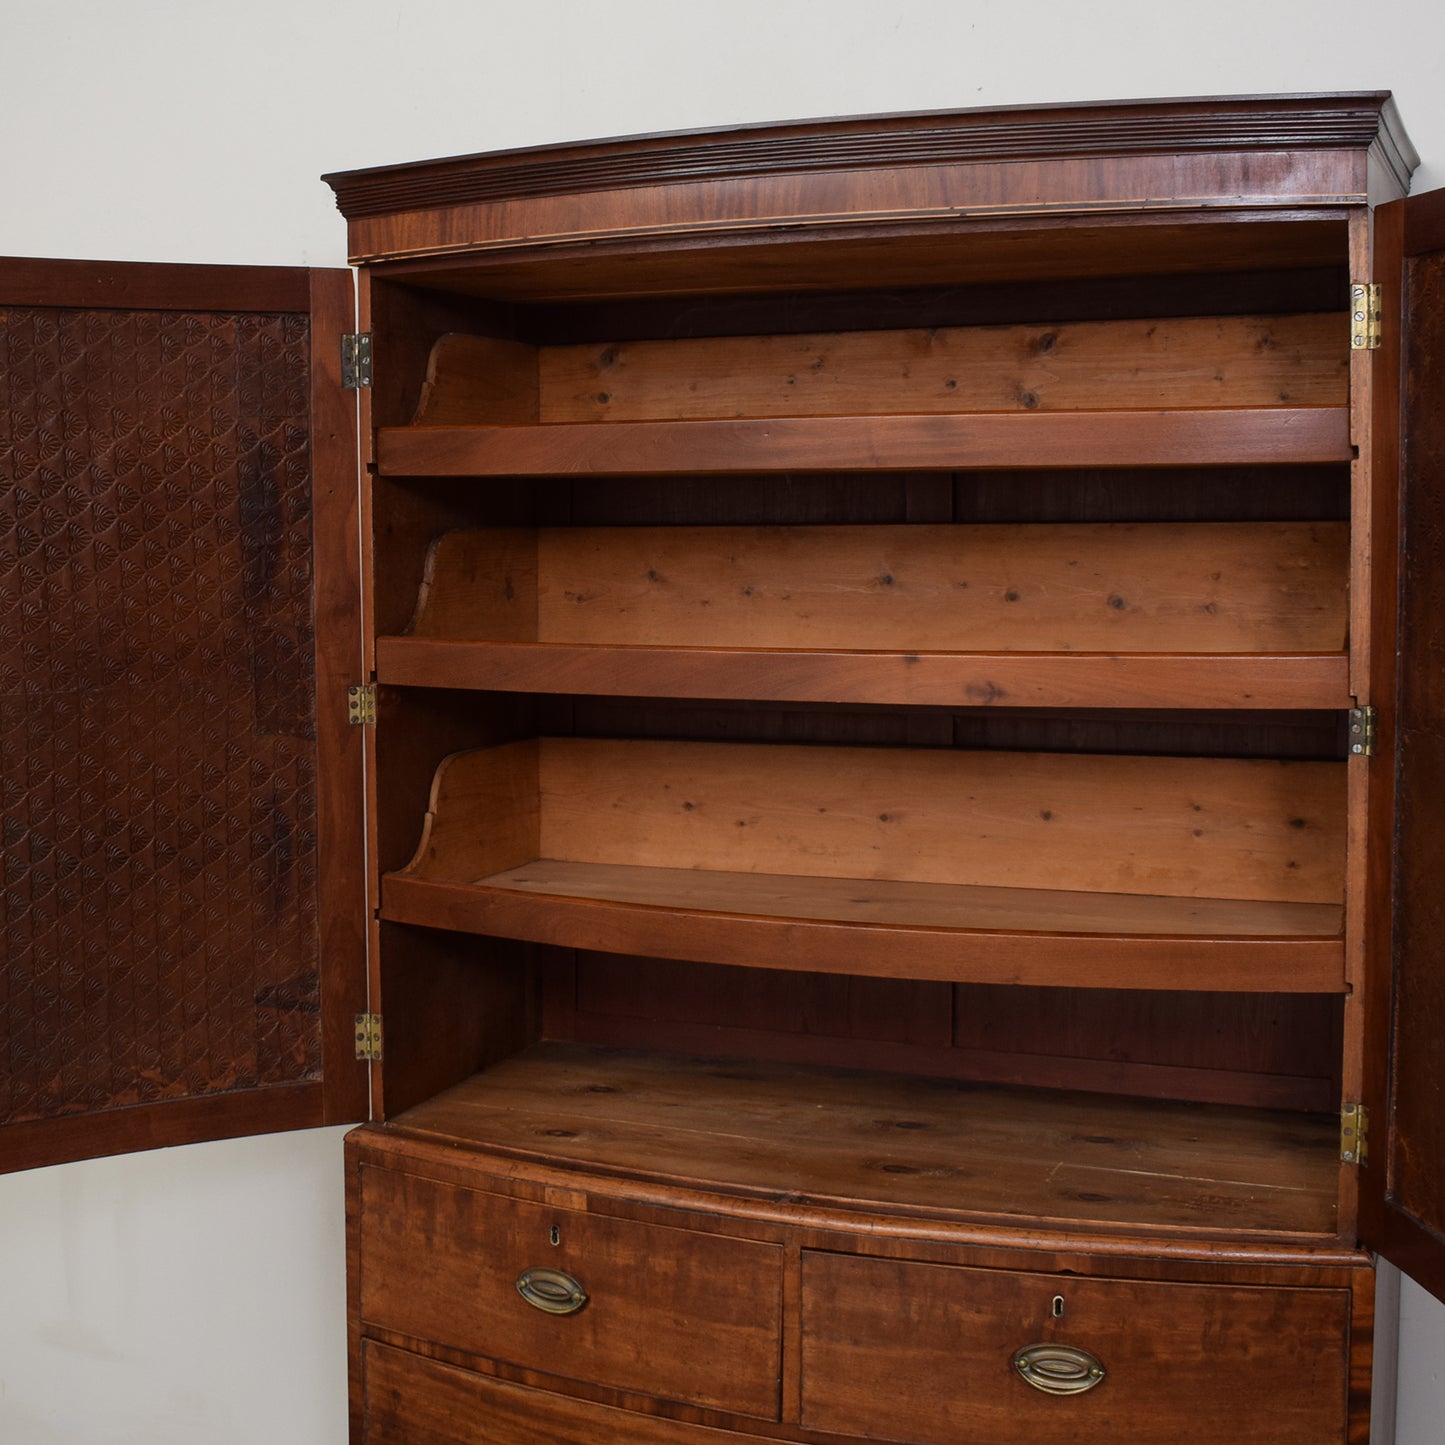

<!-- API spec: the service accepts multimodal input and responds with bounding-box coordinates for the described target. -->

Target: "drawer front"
[358,1166,783,1418]
[800,1252,1351,1445]
[363,1339,782,1445]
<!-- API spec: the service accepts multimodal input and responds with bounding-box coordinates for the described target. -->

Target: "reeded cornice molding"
[324,93,1418,220]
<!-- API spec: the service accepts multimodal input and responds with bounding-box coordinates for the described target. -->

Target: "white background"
[3,1,1444,1439]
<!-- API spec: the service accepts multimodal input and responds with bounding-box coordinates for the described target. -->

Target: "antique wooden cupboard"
[4,92,1445,1443]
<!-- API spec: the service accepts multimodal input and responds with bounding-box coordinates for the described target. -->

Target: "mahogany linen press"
[5,92,1445,1443]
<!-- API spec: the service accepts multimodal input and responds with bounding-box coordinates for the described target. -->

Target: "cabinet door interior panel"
[1364,187,1445,1298]
[0,258,365,1168]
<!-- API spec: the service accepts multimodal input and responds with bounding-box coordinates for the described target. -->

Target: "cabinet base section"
[360,1278,1369,1445]
[350,1074,1372,1445]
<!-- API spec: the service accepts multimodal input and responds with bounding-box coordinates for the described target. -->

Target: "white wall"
[3,3,1444,1441]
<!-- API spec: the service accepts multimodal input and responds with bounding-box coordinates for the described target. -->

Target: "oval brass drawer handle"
[1011,1342,1106,1396]
[516,1267,588,1316]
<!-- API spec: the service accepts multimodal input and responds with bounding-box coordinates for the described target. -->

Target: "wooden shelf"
[377,638,1350,710]
[377,408,1352,477]
[380,520,1350,709]
[383,861,1344,992]
[386,737,1347,991]
[389,1043,1340,1239]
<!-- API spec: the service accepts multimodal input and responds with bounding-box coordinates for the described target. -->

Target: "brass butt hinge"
[355,1013,383,1061]
[1348,705,1377,757]
[342,332,373,389]
[1350,283,1382,350]
[1341,1103,1369,1165]
[347,683,377,726]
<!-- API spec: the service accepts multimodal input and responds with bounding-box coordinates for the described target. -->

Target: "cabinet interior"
[362,213,1356,1242]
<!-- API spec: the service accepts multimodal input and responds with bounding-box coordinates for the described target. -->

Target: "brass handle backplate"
[1011,1342,1106,1396]
[516,1266,588,1316]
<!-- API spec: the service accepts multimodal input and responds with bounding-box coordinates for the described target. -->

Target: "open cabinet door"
[1,258,368,1172]
[1361,190,1445,1302]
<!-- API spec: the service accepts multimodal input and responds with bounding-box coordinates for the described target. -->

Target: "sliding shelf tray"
[377,408,1352,477]
[383,738,1347,992]
[377,642,1349,711]
[378,521,1351,709]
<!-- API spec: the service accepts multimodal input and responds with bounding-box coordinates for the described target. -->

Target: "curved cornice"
[324,93,1418,220]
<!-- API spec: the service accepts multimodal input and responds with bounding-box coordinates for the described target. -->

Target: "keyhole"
[1052,1295,1065,1319]
[549,1225,561,1247]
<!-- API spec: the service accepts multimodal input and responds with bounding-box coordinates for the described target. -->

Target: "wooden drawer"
[800,1252,1352,1445]
[357,1165,783,1418]
[363,1339,782,1444]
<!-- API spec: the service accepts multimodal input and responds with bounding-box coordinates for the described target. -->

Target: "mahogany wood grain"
[1337,210,1376,1244]
[362,1342,783,1445]
[946,705,1346,761]
[1361,191,1445,1301]
[800,1252,1350,1445]
[0,254,311,310]
[554,954,1340,1110]
[366,216,1350,306]
[949,982,1341,1107]
[378,407,1352,476]
[1356,190,1407,1280]
[377,638,1350,711]
[383,866,1344,993]
[489,860,1345,936]
[332,101,1425,1442]
[358,1165,783,1416]
[388,1044,1339,1238]
[0,260,362,1166]
[337,142,1382,274]
[326,95,1412,221]
[364,274,522,430]
[565,952,950,1049]
[950,463,1348,524]
[374,926,538,1122]
[559,1011,1337,1112]
[521,267,1349,348]
[307,267,370,1125]
[0,1084,324,1175]
[350,1129,1373,1273]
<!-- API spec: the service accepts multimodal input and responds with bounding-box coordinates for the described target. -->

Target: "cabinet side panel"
[0,259,361,1168]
